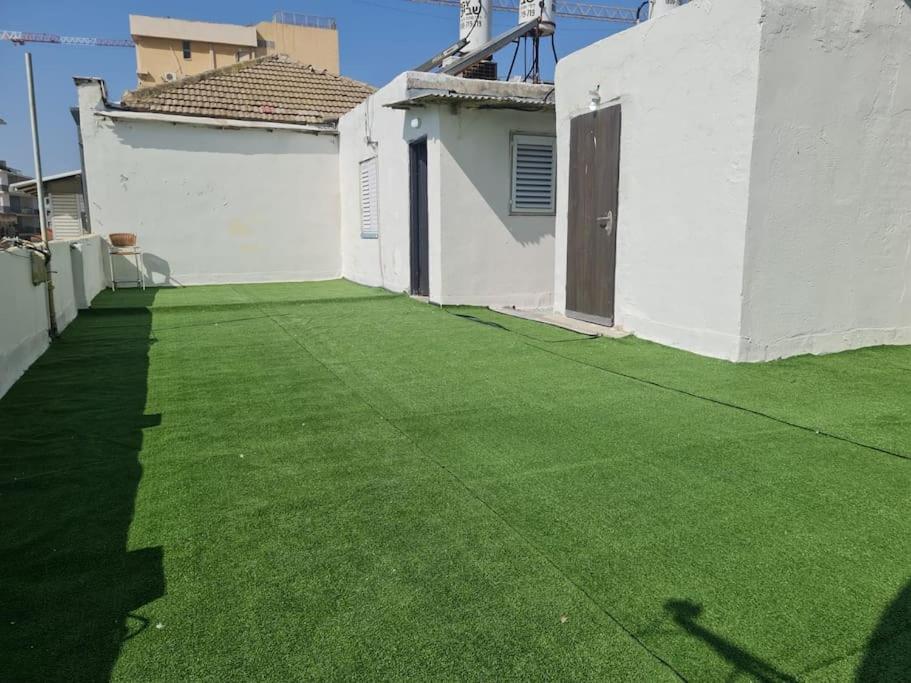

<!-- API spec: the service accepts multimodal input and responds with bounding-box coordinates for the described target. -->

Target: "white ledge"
[93,108,338,134]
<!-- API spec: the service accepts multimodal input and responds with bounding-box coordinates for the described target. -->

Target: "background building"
[129,11,339,88]
[0,161,39,237]
[11,171,87,240]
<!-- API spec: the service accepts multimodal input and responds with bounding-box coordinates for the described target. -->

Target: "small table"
[108,246,146,291]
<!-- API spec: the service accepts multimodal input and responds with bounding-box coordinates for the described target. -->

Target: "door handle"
[597,210,613,233]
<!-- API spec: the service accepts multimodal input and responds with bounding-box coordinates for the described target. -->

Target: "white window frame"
[359,156,379,239]
[510,133,556,216]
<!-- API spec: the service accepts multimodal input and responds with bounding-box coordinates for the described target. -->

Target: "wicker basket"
[109,233,137,248]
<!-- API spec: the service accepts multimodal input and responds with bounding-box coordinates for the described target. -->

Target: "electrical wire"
[636,0,650,22]
[506,38,521,80]
[550,32,559,64]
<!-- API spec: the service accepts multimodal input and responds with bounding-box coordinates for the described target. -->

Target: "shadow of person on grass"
[856,580,911,681]
[0,288,165,680]
[664,599,798,683]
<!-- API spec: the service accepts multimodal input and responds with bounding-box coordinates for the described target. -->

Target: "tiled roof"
[121,55,374,126]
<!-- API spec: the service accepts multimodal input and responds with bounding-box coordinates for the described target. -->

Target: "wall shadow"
[664,599,798,682]
[856,581,911,681]
[418,113,556,247]
[0,288,165,680]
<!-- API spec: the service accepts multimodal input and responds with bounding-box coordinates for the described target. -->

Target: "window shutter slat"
[359,157,379,238]
[511,135,555,214]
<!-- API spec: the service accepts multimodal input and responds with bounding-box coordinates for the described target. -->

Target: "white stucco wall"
[553,0,763,360]
[0,248,50,399]
[338,74,439,294]
[69,234,108,309]
[437,108,555,308]
[49,240,78,332]
[77,81,341,286]
[739,0,911,360]
[339,73,556,307]
[0,235,107,399]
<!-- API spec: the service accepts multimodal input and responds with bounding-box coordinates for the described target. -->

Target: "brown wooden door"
[566,105,621,326]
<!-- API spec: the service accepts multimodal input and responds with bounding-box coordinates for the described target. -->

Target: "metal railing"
[271,11,337,30]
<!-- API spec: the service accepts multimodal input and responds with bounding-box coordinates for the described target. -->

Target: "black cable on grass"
[449,311,599,343]
[446,308,911,463]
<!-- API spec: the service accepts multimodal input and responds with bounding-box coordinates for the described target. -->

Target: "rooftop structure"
[120,55,374,126]
[129,11,340,87]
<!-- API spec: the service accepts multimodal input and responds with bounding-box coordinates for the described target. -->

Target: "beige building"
[129,11,339,87]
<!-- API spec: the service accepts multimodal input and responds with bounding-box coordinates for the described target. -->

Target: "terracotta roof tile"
[121,55,374,126]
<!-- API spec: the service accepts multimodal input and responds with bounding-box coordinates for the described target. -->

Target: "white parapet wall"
[0,234,108,399]
[76,80,342,287]
[0,247,51,399]
[554,0,911,361]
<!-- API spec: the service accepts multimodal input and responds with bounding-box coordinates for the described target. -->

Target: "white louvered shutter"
[359,157,379,238]
[511,135,556,214]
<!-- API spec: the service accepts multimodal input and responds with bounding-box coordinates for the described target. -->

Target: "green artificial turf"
[1,280,908,681]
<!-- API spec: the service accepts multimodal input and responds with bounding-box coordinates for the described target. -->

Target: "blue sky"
[0,0,636,175]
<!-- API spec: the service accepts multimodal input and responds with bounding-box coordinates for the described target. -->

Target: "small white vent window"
[359,157,379,238]
[511,134,556,215]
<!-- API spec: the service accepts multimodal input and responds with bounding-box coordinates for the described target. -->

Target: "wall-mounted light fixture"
[410,117,422,130]
[589,86,601,112]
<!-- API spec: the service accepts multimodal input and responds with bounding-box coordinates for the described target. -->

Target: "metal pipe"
[25,51,57,337]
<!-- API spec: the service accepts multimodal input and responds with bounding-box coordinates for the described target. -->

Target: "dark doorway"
[409,139,429,297]
[566,104,622,326]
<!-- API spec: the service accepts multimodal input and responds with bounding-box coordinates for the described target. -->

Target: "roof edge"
[94,108,339,134]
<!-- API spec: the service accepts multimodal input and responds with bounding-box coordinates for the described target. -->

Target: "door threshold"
[490,306,630,338]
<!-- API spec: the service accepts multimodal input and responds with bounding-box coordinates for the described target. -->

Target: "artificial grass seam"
[797,624,911,679]
[234,289,690,683]
[446,310,911,463]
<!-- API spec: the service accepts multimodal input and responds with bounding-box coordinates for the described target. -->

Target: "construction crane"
[0,30,134,48]
[408,0,640,24]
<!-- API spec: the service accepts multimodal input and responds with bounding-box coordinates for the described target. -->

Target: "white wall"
[553,0,763,360]
[70,234,108,309]
[77,81,341,286]
[49,240,78,332]
[0,248,50,398]
[339,74,556,307]
[0,235,107,399]
[437,108,555,308]
[338,74,437,294]
[739,0,911,360]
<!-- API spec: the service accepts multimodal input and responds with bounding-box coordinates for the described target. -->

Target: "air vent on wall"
[511,135,556,214]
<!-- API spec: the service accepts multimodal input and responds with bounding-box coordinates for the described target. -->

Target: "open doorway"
[409,139,429,297]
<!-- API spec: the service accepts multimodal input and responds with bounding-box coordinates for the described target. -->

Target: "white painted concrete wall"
[739,0,911,360]
[0,248,50,398]
[77,81,341,286]
[554,0,763,360]
[339,74,555,307]
[0,235,107,399]
[338,74,437,294]
[437,108,555,307]
[49,240,78,332]
[70,234,108,309]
